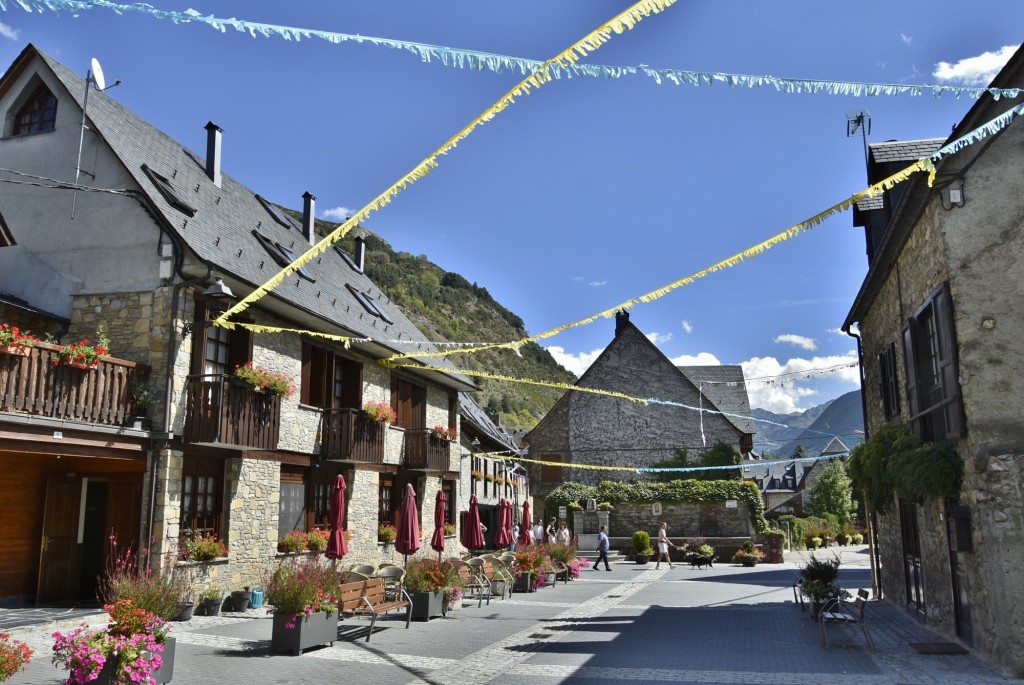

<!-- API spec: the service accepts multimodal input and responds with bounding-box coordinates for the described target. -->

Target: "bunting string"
[208,0,677,330]
[491,451,849,474]
[6,2,1022,101]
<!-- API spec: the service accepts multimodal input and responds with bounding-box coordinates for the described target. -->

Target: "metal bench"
[820,589,873,649]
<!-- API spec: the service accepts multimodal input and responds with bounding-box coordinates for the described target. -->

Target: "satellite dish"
[90,57,105,91]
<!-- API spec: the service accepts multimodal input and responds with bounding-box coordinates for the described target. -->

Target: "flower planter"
[408,591,446,621]
[513,573,535,593]
[64,360,100,370]
[741,557,757,567]
[0,344,30,357]
[271,611,339,655]
[176,601,194,621]
[634,554,651,565]
[202,597,222,616]
[150,636,175,684]
[231,589,252,612]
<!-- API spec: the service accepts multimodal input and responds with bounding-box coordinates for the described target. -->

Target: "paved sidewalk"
[6,551,1021,685]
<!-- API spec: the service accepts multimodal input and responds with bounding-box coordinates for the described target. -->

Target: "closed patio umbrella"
[430,489,446,560]
[517,500,533,547]
[492,498,513,548]
[461,494,485,552]
[326,474,348,561]
[395,483,421,565]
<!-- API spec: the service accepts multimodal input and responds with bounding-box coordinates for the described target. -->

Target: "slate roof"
[459,392,519,454]
[31,45,473,391]
[742,459,811,494]
[819,436,849,456]
[676,365,756,436]
[868,138,945,164]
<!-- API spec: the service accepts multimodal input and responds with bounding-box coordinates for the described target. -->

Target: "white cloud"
[645,332,673,345]
[681,320,693,334]
[774,334,818,351]
[0,22,18,40]
[668,352,721,366]
[544,346,604,377]
[570,276,584,283]
[588,280,607,287]
[900,33,915,47]
[934,45,1019,86]
[741,353,860,413]
[320,206,354,221]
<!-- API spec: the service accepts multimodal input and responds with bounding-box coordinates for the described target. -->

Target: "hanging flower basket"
[0,323,40,357]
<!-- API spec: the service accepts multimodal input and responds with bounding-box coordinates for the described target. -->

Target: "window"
[346,284,394,324]
[334,246,362,273]
[442,480,455,526]
[256,194,301,230]
[390,376,426,429]
[141,164,196,216]
[448,392,458,431]
[379,473,397,528]
[878,341,901,420]
[902,282,964,441]
[300,342,362,409]
[14,83,57,135]
[181,456,223,537]
[540,453,562,484]
[278,465,306,539]
[252,231,315,282]
[190,300,252,377]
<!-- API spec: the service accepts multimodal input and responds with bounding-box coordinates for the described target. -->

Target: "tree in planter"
[632,531,654,563]
[806,461,855,525]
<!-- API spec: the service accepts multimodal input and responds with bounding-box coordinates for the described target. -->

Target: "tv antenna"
[71,57,121,219]
[845,109,872,178]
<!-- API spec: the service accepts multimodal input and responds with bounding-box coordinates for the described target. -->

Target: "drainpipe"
[144,262,212,569]
[846,325,880,599]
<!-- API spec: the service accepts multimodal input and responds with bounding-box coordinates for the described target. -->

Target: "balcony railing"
[403,428,453,471]
[0,342,141,426]
[320,408,386,464]
[183,374,280,450]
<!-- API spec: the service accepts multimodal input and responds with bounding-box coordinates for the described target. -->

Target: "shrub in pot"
[632,531,654,564]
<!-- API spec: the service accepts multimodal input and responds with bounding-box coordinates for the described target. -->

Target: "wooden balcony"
[320,408,386,464]
[183,374,280,450]
[0,342,141,427]
[403,429,453,471]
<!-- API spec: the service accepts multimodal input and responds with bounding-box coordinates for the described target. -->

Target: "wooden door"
[36,474,82,604]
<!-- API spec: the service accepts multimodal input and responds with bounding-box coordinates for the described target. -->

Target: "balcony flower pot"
[408,590,446,621]
[65,360,100,371]
[271,611,339,656]
[0,344,30,357]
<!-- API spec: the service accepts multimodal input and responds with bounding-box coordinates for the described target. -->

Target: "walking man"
[594,525,612,571]
[655,521,679,569]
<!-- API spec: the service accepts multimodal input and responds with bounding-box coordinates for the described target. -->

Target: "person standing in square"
[594,526,612,571]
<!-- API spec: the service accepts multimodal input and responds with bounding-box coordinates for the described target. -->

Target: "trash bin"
[249,585,265,609]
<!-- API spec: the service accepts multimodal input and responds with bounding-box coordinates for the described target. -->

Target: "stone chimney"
[615,309,630,336]
[301,191,315,244]
[204,122,222,188]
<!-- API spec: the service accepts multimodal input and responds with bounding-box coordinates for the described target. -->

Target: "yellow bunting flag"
[212,0,677,331]
[386,158,932,363]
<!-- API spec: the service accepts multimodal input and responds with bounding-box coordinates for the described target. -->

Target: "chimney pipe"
[615,309,630,336]
[204,122,222,188]
[301,191,315,244]
[354,233,366,272]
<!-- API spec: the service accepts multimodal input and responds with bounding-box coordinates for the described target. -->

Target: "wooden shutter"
[933,284,964,438]
[338,357,362,409]
[189,299,210,376]
[411,384,426,429]
[902,320,919,420]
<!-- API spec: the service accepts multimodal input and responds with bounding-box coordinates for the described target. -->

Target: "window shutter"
[902,321,920,420]
[411,385,426,429]
[933,284,964,438]
[227,325,252,370]
[189,299,210,376]
[300,342,313,405]
[339,358,362,409]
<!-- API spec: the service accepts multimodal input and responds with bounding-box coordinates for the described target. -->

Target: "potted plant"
[597,502,614,511]
[264,557,342,655]
[731,541,766,567]
[55,329,110,370]
[378,522,397,544]
[632,531,654,564]
[0,323,40,356]
[850,531,865,545]
[403,558,458,621]
[362,400,396,423]
[513,548,542,592]
[231,586,253,612]
[547,543,578,581]
[0,632,33,681]
[199,587,223,616]
[179,530,228,562]
[127,374,154,429]
[470,470,484,482]
[484,473,495,484]
[232,362,296,398]
[279,530,307,554]
[52,600,168,685]
[432,425,458,441]
[798,553,844,619]
[306,528,329,553]
[443,523,456,537]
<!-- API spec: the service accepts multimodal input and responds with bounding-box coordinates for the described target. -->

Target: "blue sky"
[2,1,1021,413]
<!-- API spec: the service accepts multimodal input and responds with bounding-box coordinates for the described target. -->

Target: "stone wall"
[607,501,753,540]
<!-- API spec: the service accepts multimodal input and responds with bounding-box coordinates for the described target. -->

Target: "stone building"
[0,44,479,605]
[524,311,755,505]
[842,45,1024,673]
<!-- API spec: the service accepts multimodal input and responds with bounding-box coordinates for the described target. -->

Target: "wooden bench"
[338,577,411,642]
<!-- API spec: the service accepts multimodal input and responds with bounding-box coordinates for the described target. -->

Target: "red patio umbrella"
[461,494,485,552]
[517,500,533,547]
[325,474,348,561]
[492,498,513,548]
[430,489,446,560]
[395,483,421,565]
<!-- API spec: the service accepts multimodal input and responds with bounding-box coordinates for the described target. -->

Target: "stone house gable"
[842,44,1024,672]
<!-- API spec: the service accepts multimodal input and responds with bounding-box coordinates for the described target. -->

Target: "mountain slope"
[775,390,864,457]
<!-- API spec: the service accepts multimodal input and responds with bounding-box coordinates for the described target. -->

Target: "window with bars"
[14,83,57,135]
[181,456,223,537]
[902,282,964,442]
[878,341,901,420]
